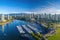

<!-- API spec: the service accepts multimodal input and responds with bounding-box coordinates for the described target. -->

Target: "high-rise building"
[1,14,5,21]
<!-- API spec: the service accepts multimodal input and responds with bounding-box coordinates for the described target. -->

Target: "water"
[0,20,50,40]
[0,20,30,40]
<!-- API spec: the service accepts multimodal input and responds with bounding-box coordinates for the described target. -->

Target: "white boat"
[17,26,25,33]
[22,25,33,33]
[27,25,39,33]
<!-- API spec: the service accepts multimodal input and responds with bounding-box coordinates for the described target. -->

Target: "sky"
[0,0,60,14]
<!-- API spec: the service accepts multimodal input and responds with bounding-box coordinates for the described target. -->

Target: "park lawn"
[48,28,60,40]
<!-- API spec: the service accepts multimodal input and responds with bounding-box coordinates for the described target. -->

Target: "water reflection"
[2,25,5,32]
[0,22,10,32]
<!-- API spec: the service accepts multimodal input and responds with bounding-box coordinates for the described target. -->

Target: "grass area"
[31,32,44,40]
[31,32,41,40]
[48,23,60,40]
[48,28,60,40]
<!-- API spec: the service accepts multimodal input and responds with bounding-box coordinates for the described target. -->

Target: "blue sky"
[0,0,60,14]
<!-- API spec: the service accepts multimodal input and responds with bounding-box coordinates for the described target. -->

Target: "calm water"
[0,20,30,40]
[0,20,50,40]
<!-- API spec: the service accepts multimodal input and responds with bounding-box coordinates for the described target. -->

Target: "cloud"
[0,6,29,14]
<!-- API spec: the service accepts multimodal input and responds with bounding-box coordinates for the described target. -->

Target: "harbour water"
[0,20,50,40]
